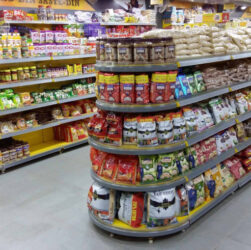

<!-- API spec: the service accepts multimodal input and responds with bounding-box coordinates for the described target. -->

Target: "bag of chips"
[156,114,174,145]
[104,73,120,103]
[183,107,198,137]
[167,70,177,101]
[147,188,178,228]
[135,74,149,104]
[186,74,197,95]
[193,175,205,208]
[172,112,186,141]
[106,113,123,146]
[186,181,197,211]
[101,154,118,181]
[123,116,137,145]
[118,192,144,227]
[150,72,167,103]
[176,186,188,216]
[139,155,157,183]
[218,163,235,189]
[175,151,190,174]
[90,147,108,174]
[186,146,198,168]
[224,157,246,180]
[120,74,135,104]
[137,116,158,146]
[194,71,206,92]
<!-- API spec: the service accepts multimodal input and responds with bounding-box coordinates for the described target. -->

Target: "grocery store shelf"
[0,93,96,116]
[89,171,250,238]
[1,138,89,172]
[237,172,251,187]
[0,54,96,65]
[0,73,96,90]
[88,112,251,155]
[95,62,177,72]
[0,112,96,139]
[100,22,155,26]
[96,80,250,113]
[3,20,74,25]
[90,138,251,192]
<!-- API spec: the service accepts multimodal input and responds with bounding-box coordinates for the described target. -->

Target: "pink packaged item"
[40,31,46,44]
[30,31,40,44]
[224,157,246,180]
[46,31,54,44]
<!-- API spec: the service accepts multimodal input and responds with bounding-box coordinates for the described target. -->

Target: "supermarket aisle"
[0,145,250,250]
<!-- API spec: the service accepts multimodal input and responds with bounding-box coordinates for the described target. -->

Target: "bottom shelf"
[89,172,251,238]
[1,138,89,172]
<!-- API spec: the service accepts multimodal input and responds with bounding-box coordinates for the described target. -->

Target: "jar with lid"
[22,142,30,157]
[133,38,150,64]
[165,38,175,62]
[38,5,47,20]
[21,46,29,58]
[117,38,132,64]
[16,144,24,159]
[42,65,48,78]
[17,67,25,80]
[150,38,165,63]
[30,66,37,79]
[23,67,31,80]
[37,68,43,79]
[11,69,18,81]
[4,70,11,82]
[105,39,117,62]
[99,39,106,61]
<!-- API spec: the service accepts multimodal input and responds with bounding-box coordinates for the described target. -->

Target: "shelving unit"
[100,22,155,26]
[88,49,251,238]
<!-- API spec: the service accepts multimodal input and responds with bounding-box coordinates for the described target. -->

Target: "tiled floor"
[0,145,250,250]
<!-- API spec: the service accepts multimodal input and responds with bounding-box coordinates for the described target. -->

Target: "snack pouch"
[175,151,189,174]
[175,77,184,100]
[147,188,178,228]
[186,74,197,95]
[116,156,138,184]
[156,153,178,180]
[217,163,235,189]
[101,154,118,181]
[236,122,247,141]
[224,157,246,180]
[167,70,177,101]
[183,107,198,137]
[186,181,197,211]
[139,155,157,183]
[199,105,214,128]
[192,108,207,132]
[186,146,198,168]
[106,113,122,146]
[204,169,216,201]
[135,74,149,104]
[123,116,137,145]
[178,74,192,97]
[118,192,144,228]
[235,92,248,114]
[87,183,115,224]
[150,72,167,103]
[90,148,108,174]
[172,112,186,141]
[211,166,224,197]
[193,71,205,92]
[176,186,188,216]
[156,114,174,144]
[120,74,135,104]
[99,73,107,101]
[193,175,205,208]
[137,116,158,146]
[104,73,120,103]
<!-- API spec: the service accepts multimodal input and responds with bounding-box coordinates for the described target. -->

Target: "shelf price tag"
[50,56,54,60]
[56,100,60,104]
[185,140,189,147]
[230,55,234,60]
[51,78,55,83]
[176,61,181,67]
[184,176,189,182]
[175,101,180,107]
[235,118,240,124]
[228,87,233,92]
[234,148,238,153]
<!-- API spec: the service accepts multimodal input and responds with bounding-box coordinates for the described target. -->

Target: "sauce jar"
[23,67,31,80]
[30,66,37,79]
[150,38,165,63]
[4,70,12,82]
[17,67,25,81]
[133,38,150,64]
[117,38,132,64]
[11,68,18,81]
[37,68,43,79]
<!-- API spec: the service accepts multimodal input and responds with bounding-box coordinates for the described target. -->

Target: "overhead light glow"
[241,6,247,10]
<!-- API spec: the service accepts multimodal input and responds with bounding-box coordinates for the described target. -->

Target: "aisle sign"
[0,0,94,11]
[223,4,235,10]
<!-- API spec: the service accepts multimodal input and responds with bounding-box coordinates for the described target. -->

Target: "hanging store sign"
[0,0,94,11]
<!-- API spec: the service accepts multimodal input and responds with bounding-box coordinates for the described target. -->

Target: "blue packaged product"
[178,74,192,97]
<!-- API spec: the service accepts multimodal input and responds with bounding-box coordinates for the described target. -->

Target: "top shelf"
[100,22,155,26]
[2,20,79,25]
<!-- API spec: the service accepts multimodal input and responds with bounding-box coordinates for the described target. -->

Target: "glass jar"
[42,65,48,78]
[21,46,29,58]
[22,142,30,157]
[16,144,24,159]
[165,38,176,62]
[23,67,31,80]
[4,70,12,82]
[117,38,132,64]
[17,67,25,81]
[150,38,165,63]
[11,69,18,81]
[37,68,43,79]
[105,39,117,62]
[133,38,150,64]
[30,66,37,79]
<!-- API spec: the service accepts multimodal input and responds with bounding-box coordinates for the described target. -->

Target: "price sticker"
[185,140,189,147]
[176,61,181,67]
[235,118,240,124]
[51,78,55,83]
[234,148,238,153]
[176,101,180,107]
[184,176,189,182]
[56,100,60,104]
[50,56,54,60]
[228,87,233,92]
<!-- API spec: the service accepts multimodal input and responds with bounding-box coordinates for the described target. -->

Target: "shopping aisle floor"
[0,146,250,250]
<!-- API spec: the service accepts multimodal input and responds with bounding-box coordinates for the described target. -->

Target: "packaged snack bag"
[235,122,247,142]
[87,183,115,224]
[135,74,149,104]
[211,166,224,196]
[193,175,205,208]
[224,157,246,180]
[218,163,235,189]
[183,107,198,137]
[176,186,189,216]
[118,192,144,227]
[227,127,238,147]
[175,77,184,99]
[90,148,108,174]
[192,107,207,132]
[137,116,158,146]
[175,151,189,174]
[209,98,227,124]
[186,74,197,95]
[116,156,138,184]
[186,181,197,211]
[156,114,174,145]
[156,153,178,180]
[120,74,135,104]
[194,71,206,92]
[104,73,120,103]
[204,169,216,201]
[150,72,167,103]
[177,74,192,97]
[167,70,177,101]
[139,155,157,183]
[172,112,186,141]
[101,154,118,181]
[235,92,248,114]
[123,115,137,145]
[147,188,178,228]
[106,113,122,146]
[186,146,198,168]
[198,105,214,129]
[98,72,107,101]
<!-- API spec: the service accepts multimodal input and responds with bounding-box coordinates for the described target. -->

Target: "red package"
[135,74,149,104]
[104,73,120,103]
[0,10,13,20]
[224,157,246,180]
[101,154,118,180]
[106,113,123,146]
[116,156,138,184]
[98,72,107,101]
[90,148,108,174]
[120,74,135,104]
[151,72,167,103]
[167,71,178,101]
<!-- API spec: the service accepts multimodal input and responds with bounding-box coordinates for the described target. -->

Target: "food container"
[105,39,117,62]
[4,70,11,82]
[165,38,176,62]
[117,38,133,64]
[150,38,165,63]
[17,67,25,80]
[133,38,150,64]
[11,69,18,81]
[30,66,37,79]
[99,39,106,61]
[23,67,31,80]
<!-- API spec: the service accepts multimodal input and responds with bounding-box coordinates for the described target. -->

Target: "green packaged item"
[12,94,21,107]
[193,175,205,208]
[4,89,14,94]
[175,151,189,174]
[32,93,43,103]
[185,147,198,169]
[186,74,197,95]
[194,71,206,92]
[0,96,8,110]
[156,154,179,180]
[139,155,157,183]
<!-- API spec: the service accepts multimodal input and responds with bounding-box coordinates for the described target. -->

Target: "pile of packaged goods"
[140,26,251,58]
[87,153,248,227]
[88,90,250,146]
[96,38,175,64]
[0,27,95,60]
[0,80,95,110]
[0,138,30,166]
[90,122,247,185]
[0,64,95,84]
[54,120,89,143]
[105,26,153,38]
[237,146,251,173]
[0,100,97,135]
